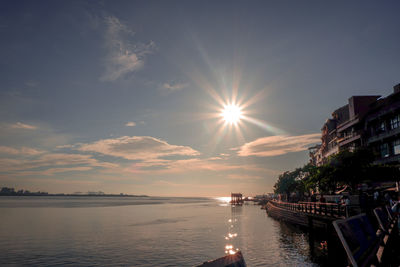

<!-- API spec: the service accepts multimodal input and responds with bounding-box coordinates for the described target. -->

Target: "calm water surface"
[0,196,323,266]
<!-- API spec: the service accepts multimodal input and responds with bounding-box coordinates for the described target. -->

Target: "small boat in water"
[196,251,246,267]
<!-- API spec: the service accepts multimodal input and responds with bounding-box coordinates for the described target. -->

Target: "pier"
[230,193,243,205]
[266,200,351,264]
[266,200,348,230]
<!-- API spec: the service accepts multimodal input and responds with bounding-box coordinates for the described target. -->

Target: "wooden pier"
[266,200,352,264]
[266,200,352,230]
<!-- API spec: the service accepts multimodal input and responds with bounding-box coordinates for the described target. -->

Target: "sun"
[221,104,242,124]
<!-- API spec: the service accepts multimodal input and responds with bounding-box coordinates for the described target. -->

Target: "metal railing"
[270,200,352,218]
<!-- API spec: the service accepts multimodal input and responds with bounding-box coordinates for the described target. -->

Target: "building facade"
[310,83,400,166]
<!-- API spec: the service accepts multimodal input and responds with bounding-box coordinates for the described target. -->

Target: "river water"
[0,196,326,266]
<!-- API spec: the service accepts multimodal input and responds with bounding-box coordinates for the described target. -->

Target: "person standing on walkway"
[344,196,351,217]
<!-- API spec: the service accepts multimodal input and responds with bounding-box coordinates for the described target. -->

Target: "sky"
[0,1,399,196]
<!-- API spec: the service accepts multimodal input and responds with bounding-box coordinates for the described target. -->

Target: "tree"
[274,171,297,197]
[304,148,400,193]
[273,148,400,199]
[274,164,315,199]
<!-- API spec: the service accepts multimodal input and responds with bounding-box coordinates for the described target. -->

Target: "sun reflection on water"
[224,207,240,255]
[216,197,231,203]
[215,197,231,207]
[228,233,237,238]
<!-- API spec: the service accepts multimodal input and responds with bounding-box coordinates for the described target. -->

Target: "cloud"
[16,167,93,176]
[237,133,321,157]
[227,174,262,180]
[100,16,156,81]
[0,152,118,174]
[0,146,44,156]
[125,121,136,127]
[128,156,276,176]
[77,136,200,160]
[36,153,117,169]
[40,167,93,176]
[133,158,241,173]
[10,122,37,130]
[162,82,188,92]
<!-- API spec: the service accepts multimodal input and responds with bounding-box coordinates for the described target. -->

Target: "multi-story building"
[364,84,400,164]
[310,83,400,166]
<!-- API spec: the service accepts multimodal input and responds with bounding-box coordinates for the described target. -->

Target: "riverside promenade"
[266,200,350,230]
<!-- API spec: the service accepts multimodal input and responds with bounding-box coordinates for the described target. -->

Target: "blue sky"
[0,1,399,196]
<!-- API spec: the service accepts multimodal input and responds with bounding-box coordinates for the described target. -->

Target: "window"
[390,114,400,130]
[380,143,389,158]
[376,121,385,133]
[393,139,400,155]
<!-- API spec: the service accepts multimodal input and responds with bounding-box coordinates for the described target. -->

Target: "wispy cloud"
[0,146,44,156]
[40,167,93,176]
[10,122,37,130]
[132,158,241,173]
[0,152,118,174]
[100,16,156,81]
[162,81,188,92]
[226,174,262,180]
[16,167,93,176]
[237,133,321,157]
[128,156,277,177]
[77,136,200,160]
[125,121,136,127]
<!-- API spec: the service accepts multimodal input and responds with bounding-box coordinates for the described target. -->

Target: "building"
[364,84,400,164]
[310,83,400,166]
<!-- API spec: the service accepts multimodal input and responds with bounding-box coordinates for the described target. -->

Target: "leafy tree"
[273,164,316,199]
[273,171,297,197]
[303,148,400,193]
[274,148,400,197]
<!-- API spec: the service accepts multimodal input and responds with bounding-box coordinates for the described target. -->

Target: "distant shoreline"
[0,193,149,197]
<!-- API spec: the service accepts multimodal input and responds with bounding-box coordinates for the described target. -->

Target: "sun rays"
[199,79,286,151]
[182,51,285,151]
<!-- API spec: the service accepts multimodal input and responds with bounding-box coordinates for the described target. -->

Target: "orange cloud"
[237,133,320,157]
[0,146,45,156]
[0,153,118,174]
[16,167,93,176]
[10,122,37,130]
[125,121,136,127]
[128,157,277,176]
[226,174,262,180]
[77,136,200,160]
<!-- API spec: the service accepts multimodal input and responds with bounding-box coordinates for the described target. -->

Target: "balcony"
[337,132,361,147]
[337,117,359,133]
[373,154,400,165]
[367,127,400,144]
[323,146,339,158]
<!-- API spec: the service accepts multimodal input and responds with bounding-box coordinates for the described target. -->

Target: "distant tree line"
[0,187,149,197]
[273,148,400,198]
[0,187,48,196]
